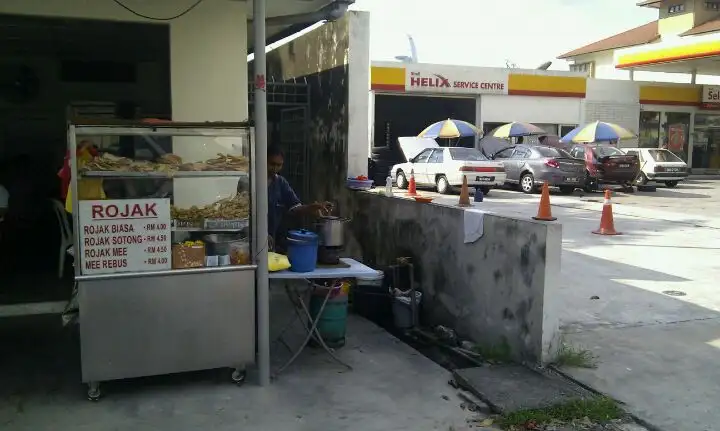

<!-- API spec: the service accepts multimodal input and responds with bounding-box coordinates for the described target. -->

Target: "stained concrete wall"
[346,193,562,364]
[255,11,370,203]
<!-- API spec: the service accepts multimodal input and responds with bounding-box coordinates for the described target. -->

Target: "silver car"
[490,144,586,194]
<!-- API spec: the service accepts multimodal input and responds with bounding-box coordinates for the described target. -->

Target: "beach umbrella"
[489,122,547,138]
[560,121,636,144]
[418,118,480,139]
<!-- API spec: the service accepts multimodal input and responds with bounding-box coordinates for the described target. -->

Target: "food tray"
[172,219,203,229]
[80,170,248,178]
[203,218,249,230]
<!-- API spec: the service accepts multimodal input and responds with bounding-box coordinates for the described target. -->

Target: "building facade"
[559,0,720,173]
[370,61,720,173]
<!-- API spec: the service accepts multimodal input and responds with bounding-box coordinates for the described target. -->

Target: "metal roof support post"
[253,0,271,387]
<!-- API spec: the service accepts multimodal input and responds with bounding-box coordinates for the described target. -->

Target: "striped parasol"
[560,121,636,143]
[489,122,547,138]
[418,119,480,139]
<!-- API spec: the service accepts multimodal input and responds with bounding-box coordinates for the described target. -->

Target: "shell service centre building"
[369,58,720,175]
[557,0,720,174]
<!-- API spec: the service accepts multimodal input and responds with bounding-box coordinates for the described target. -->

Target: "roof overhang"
[636,0,662,8]
[248,0,354,52]
[615,32,720,74]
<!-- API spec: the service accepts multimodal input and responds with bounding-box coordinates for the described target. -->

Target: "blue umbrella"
[418,119,480,139]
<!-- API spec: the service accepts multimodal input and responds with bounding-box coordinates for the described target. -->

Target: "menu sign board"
[79,199,171,275]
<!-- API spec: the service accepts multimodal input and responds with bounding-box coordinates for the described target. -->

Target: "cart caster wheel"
[231,369,246,386]
[87,385,101,401]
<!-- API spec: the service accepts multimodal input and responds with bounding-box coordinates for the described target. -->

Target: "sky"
[348,0,657,70]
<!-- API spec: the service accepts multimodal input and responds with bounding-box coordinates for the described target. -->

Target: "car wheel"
[665,180,679,188]
[520,173,536,194]
[479,186,491,196]
[583,171,598,193]
[635,172,648,186]
[396,171,408,189]
[436,175,451,194]
[559,186,575,195]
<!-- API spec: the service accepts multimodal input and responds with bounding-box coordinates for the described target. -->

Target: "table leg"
[273,280,352,377]
[301,283,353,370]
[275,282,310,354]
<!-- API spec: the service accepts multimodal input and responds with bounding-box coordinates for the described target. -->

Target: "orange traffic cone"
[458,175,471,207]
[406,170,418,196]
[593,189,622,235]
[533,182,557,221]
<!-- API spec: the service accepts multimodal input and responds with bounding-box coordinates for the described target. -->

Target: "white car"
[622,148,689,188]
[390,137,506,195]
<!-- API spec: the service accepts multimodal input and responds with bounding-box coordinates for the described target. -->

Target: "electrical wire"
[111,0,205,21]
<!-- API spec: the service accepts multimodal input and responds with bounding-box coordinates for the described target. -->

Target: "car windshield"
[592,145,625,157]
[449,148,487,161]
[535,146,572,158]
[647,149,684,163]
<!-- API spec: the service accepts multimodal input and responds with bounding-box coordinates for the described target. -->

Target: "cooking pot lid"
[287,229,318,241]
[319,215,344,221]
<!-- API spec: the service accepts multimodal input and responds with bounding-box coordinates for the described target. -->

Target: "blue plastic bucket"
[286,229,319,272]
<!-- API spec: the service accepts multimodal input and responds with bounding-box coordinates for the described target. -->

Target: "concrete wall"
[583,79,641,144]
[481,94,583,126]
[571,52,632,81]
[346,193,562,364]
[259,11,370,202]
[0,0,250,209]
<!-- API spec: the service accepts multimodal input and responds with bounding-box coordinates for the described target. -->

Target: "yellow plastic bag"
[268,252,291,272]
[65,180,107,213]
[64,145,106,213]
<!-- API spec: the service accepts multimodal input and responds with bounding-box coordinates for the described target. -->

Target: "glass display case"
[68,120,256,400]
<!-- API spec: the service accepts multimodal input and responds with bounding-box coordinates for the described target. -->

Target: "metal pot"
[315,215,350,247]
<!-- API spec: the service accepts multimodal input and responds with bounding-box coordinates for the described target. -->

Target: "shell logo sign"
[370,63,587,98]
[406,69,507,94]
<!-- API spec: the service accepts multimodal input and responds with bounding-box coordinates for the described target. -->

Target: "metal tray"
[203,218,249,230]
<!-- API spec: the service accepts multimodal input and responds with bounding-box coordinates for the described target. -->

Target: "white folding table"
[268,258,379,377]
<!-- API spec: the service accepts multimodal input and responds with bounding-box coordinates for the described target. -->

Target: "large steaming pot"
[315,215,349,247]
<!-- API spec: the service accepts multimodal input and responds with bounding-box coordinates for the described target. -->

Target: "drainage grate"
[662,290,687,297]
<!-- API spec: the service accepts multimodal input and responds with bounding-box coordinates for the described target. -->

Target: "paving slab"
[0,298,475,431]
[564,319,720,431]
[453,365,586,413]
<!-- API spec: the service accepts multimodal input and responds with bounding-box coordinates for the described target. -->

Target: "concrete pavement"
[0,300,476,431]
[391,180,720,430]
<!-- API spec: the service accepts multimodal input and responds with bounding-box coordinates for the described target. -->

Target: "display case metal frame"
[68,120,258,400]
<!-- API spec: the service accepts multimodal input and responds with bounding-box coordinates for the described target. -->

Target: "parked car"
[622,148,688,188]
[391,137,506,195]
[567,143,640,192]
[488,144,585,194]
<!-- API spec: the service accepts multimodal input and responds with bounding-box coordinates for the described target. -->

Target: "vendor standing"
[239,145,331,251]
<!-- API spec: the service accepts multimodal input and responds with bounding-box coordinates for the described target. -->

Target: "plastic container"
[352,270,392,326]
[286,229,319,273]
[309,282,349,348]
[393,291,422,329]
[346,178,374,190]
[203,233,246,256]
[474,187,484,202]
[229,240,250,265]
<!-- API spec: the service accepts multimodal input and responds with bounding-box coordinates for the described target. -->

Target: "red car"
[568,143,640,192]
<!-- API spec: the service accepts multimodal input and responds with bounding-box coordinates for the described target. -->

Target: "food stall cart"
[68,120,257,400]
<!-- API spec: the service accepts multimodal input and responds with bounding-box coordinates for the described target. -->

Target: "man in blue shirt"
[241,146,331,250]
